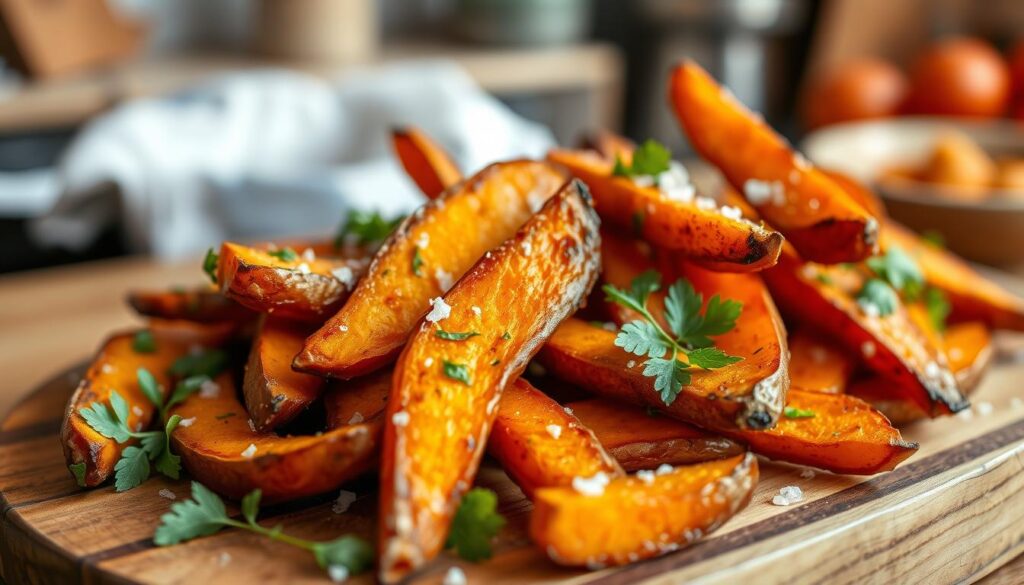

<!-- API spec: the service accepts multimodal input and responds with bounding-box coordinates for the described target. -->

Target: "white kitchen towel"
[16,60,554,258]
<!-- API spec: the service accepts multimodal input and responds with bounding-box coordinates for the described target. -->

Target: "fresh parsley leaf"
[139,431,165,457]
[154,416,183,479]
[412,247,424,276]
[857,278,899,317]
[501,331,511,341]
[170,350,228,379]
[435,330,479,341]
[666,280,742,349]
[687,347,744,370]
[241,488,262,525]
[642,357,691,405]
[79,394,132,443]
[267,247,298,262]
[311,536,374,573]
[335,210,404,248]
[154,482,230,545]
[815,273,834,285]
[109,390,131,428]
[133,330,157,354]
[612,139,671,179]
[442,361,471,386]
[866,245,923,293]
[445,488,506,562]
[603,270,662,317]
[165,375,210,412]
[203,248,219,284]
[137,368,162,408]
[69,462,87,487]
[924,287,951,332]
[921,230,945,248]
[784,406,816,419]
[614,320,669,358]
[114,445,151,492]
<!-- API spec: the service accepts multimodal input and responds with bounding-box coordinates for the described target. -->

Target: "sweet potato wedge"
[170,371,379,502]
[579,129,637,163]
[763,246,967,416]
[392,126,462,199]
[669,60,878,263]
[489,379,623,497]
[788,327,854,394]
[548,148,783,272]
[217,242,366,322]
[378,179,601,582]
[566,398,745,470]
[128,288,255,324]
[538,317,787,432]
[821,168,888,218]
[324,369,392,429]
[531,453,758,567]
[296,160,569,379]
[61,331,199,487]
[881,221,1024,331]
[242,316,325,431]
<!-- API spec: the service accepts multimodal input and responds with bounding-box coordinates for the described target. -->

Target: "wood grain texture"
[1,359,1023,584]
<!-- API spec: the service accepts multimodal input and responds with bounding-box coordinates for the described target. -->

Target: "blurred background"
[1,0,1023,273]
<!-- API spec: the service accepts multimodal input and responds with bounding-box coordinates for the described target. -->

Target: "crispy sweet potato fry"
[242,316,325,431]
[392,127,462,199]
[128,288,254,324]
[378,180,601,582]
[489,379,623,497]
[531,453,758,567]
[548,148,783,272]
[170,371,379,502]
[324,369,392,429]
[217,242,366,322]
[538,317,787,432]
[763,246,966,416]
[821,168,887,218]
[669,60,878,263]
[61,331,198,487]
[788,327,854,394]
[567,398,745,470]
[579,129,637,163]
[296,160,568,379]
[881,222,1024,331]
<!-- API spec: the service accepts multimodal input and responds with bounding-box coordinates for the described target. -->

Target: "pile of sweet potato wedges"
[60,61,1024,581]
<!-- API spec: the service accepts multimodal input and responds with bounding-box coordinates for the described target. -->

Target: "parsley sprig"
[604,270,743,405]
[155,483,373,578]
[267,247,298,262]
[203,248,219,284]
[445,488,506,561]
[784,406,816,419]
[612,139,672,182]
[335,210,405,249]
[856,245,950,329]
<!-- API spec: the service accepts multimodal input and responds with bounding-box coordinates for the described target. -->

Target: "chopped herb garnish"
[924,287,951,332]
[921,230,945,248]
[442,360,472,386]
[435,329,479,341]
[155,483,373,578]
[335,210,404,248]
[170,349,228,379]
[69,462,87,487]
[490,358,500,366]
[865,245,923,297]
[604,271,743,405]
[132,330,157,354]
[612,139,671,181]
[501,331,511,341]
[784,406,816,419]
[267,247,298,262]
[856,278,899,317]
[815,273,834,285]
[412,247,424,277]
[445,488,506,562]
[203,248,219,284]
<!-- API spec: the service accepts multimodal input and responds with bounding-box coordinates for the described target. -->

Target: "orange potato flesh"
[392,126,463,199]
[788,327,854,394]
[323,369,392,430]
[579,129,637,164]
[242,317,325,432]
[127,288,254,324]
[488,379,623,498]
[530,453,758,567]
[548,148,783,272]
[217,242,365,322]
[881,221,1024,331]
[595,232,790,429]
[170,371,379,502]
[566,398,746,471]
[378,180,601,583]
[821,167,888,218]
[61,331,207,487]
[538,317,786,433]
[296,160,569,380]
[669,60,879,263]
[762,246,966,416]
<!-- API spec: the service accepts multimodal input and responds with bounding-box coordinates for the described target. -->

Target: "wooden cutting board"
[2,356,1024,585]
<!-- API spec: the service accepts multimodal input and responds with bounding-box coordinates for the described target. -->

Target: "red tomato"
[801,59,908,129]
[905,37,1011,118]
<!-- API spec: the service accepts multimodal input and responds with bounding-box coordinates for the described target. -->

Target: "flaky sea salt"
[435,268,454,292]
[546,424,562,439]
[332,490,357,514]
[443,566,468,585]
[636,470,656,485]
[158,489,176,500]
[199,379,221,398]
[426,297,452,323]
[771,485,804,506]
[241,444,257,458]
[655,464,674,476]
[392,411,410,427]
[347,412,364,425]
[328,565,349,583]
[572,472,610,496]
[976,401,994,416]
[178,417,196,428]
[331,266,355,288]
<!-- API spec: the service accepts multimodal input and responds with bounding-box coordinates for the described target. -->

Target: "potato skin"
[295,160,569,379]
[392,126,462,199]
[377,179,601,583]
[489,379,623,497]
[530,453,758,567]
[669,60,879,264]
[128,288,254,324]
[242,316,324,431]
[548,148,782,272]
